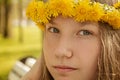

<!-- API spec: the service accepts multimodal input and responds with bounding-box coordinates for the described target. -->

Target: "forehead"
[47,16,100,31]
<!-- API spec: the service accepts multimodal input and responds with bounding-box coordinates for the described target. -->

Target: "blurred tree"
[0,0,1,34]
[0,0,12,38]
[0,0,3,35]
[18,0,23,43]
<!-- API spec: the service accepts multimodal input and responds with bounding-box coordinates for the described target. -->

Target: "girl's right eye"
[48,27,59,33]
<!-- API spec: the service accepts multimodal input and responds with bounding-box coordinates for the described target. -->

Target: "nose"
[54,38,73,59]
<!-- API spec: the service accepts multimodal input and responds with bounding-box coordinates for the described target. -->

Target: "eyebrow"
[49,20,57,25]
[80,22,98,28]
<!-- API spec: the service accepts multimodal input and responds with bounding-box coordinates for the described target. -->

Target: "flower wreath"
[26,0,120,30]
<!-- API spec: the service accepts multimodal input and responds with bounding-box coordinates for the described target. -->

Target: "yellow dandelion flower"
[37,1,49,23]
[87,2,104,22]
[101,10,120,29]
[74,1,91,22]
[26,1,38,22]
[36,23,45,31]
[47,0,59,17]
[111,17,120,29]
[114,2,120,9]
[48,0,74,17]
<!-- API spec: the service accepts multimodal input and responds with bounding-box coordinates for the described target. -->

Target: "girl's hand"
[21,57,41,80]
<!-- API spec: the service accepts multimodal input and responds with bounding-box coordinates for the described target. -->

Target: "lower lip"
[54,67,76,73]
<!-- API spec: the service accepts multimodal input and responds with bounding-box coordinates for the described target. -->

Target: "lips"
[53,65,77,73]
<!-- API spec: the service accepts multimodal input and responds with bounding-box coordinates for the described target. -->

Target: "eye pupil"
[53,28,59,33]
[84,31,90,35]
[48,27,59,33]
[80,30,91,35]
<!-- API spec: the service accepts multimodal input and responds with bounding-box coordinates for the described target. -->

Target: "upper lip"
[53,65,77,70]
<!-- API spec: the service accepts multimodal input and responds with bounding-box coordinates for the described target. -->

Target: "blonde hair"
[97,22,120,80]
[39,0,120,80]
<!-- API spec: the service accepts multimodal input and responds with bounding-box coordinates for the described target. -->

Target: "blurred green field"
[0,26,43,80]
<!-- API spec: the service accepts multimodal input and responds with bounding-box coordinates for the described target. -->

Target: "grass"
[0,26,43,80]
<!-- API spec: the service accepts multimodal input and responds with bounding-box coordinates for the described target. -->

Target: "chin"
[54,77,71,80]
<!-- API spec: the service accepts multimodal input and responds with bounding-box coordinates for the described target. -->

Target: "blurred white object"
[8,57,36,80]
[25,58,36,67]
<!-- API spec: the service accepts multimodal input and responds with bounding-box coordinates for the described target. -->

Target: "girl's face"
[43,16,101,80]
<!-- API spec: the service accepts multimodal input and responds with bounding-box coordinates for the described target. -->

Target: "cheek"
[43,35,58,53]
[43,32,59,50]
[43,35,57,62]
[74,39,101,68]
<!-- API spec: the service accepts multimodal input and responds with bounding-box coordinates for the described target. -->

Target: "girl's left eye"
[78,30,92,36]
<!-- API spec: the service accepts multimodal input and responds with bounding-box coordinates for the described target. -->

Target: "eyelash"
[47,27,93,37]
[77,30,93,36]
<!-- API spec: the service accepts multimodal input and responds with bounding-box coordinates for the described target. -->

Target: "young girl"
[22,0,120,80]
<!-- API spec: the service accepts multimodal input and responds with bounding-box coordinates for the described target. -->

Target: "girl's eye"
[78,30,92,36]
[48,27,59,33]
